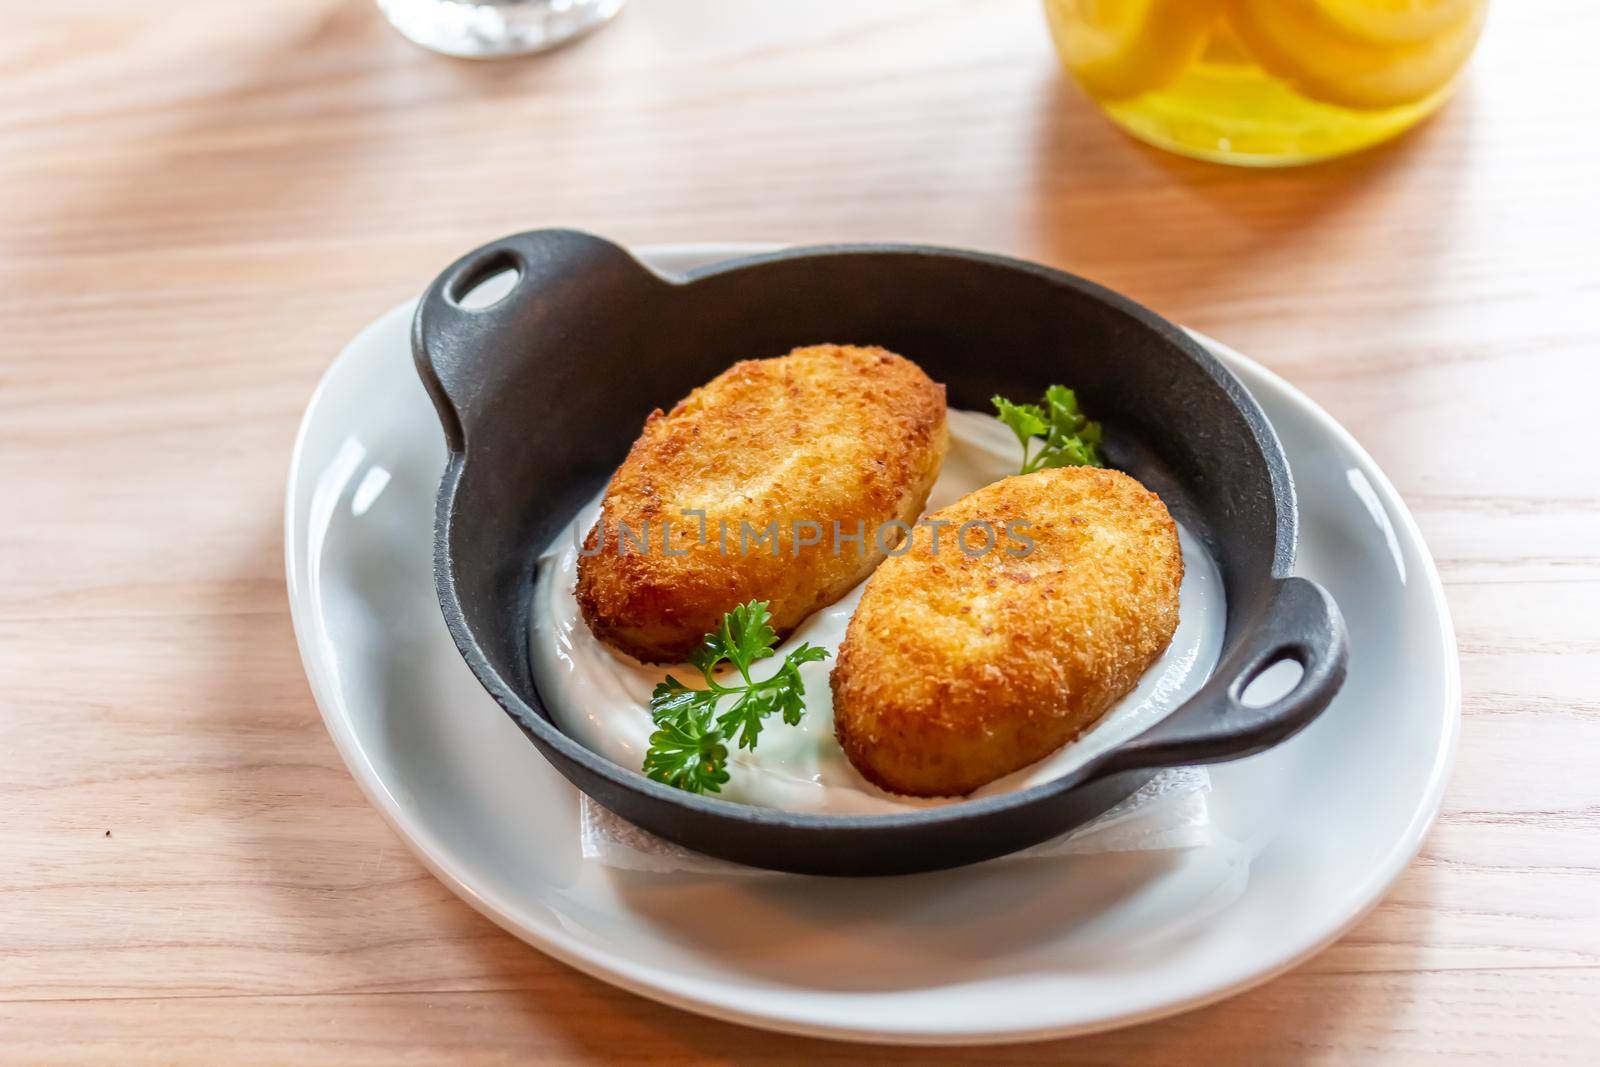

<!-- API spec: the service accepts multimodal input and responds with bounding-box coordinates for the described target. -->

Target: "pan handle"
[411,229,667,453]
[1097,576,1348,774]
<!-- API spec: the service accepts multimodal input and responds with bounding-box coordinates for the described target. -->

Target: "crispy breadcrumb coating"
[576,344,947,663]
[831,466,1182,797]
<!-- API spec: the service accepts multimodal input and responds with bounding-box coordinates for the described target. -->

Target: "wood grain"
[2,0,1597,1061]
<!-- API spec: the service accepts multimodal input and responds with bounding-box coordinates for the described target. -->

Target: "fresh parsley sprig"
[992,384,1104,474]
[643,600,829,795]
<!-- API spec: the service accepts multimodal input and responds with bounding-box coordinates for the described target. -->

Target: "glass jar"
[1044,0,1488,165]
[378,0,625,59]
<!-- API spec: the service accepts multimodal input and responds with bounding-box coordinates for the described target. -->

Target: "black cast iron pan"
[413,229,1347,876]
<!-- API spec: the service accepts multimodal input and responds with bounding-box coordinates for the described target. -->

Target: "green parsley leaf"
[715,687,779,751]
[774,646,827,724]
[641,693,729,794]
[992,384,1104,474]
[643,603,829,792]
[688,599,778,681]
[993,395,1048,450]
[648,675,717,725]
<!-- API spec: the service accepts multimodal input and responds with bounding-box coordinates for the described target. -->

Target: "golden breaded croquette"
[576,344,947,664]
[830,466,1182,797]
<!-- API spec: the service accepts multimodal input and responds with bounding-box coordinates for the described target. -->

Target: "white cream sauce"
[530,409,1225,814]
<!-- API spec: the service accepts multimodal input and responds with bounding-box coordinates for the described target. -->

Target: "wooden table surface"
[4,0,1597,1062]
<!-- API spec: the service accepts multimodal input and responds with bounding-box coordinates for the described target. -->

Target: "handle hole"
[450,251,521,310]
[1239,657,1305,708]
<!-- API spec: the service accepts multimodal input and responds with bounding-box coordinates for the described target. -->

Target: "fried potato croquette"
[831,466,1182,797]
[576,344,947,663]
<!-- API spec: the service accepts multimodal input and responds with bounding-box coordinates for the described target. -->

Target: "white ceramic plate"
[285,244,1458,1045]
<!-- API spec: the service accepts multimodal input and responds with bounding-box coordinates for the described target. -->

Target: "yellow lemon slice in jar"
[1227,0,1487,110]
[1316,0,1481,46]
[1044,0,1225,101]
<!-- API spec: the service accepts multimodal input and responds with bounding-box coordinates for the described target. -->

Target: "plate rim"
[284,242,1459,1045]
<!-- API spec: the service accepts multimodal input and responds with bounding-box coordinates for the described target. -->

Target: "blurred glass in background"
[1044,0,1488,165]
[378,0,624,58]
